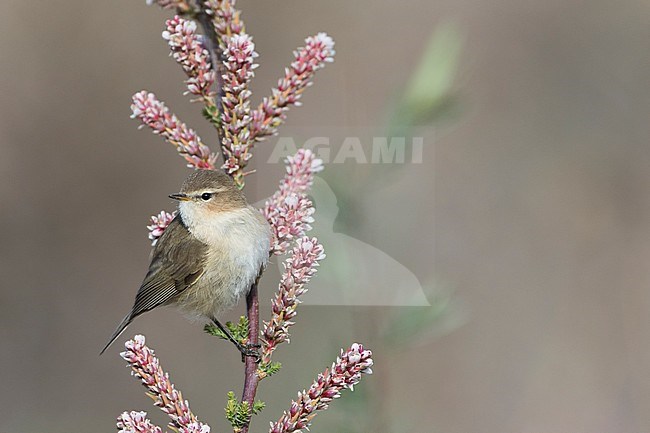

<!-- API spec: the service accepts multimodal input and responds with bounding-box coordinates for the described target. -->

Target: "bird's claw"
[239,343,261,363]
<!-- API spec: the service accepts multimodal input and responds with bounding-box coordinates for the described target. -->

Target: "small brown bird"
[101,170,271,356]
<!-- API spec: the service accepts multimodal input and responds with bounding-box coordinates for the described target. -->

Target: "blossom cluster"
[134,3,334,189]
[147,210,177,246]
[205,0,244,46]
[131,91,218,169]
[117,411,163,433]
[120,4,373,433]
[264,149,324,254]
[251,33,336,142]
[163,16,216,103]
[220,33,258,180]
[219,33,334,186]
[269,343,374,433]
[121,335,211,433]
[261,237,325,366]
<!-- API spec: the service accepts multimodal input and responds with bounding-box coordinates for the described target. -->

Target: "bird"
[101,169,271,357]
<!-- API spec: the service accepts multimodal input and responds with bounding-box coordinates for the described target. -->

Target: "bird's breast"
[176,207,271,317]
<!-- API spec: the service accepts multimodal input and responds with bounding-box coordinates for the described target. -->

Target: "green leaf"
[224,391,254,431]
[390,22,463,132]
[259,361,282,377]
[252,400,266,415]
[204,323,228,340]
[202,104,221,127]
[234,316,250,341]
[204,316,250,344]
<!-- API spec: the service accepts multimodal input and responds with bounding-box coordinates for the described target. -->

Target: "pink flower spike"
[163,16,216,103]
[269,343,373,433]
[264,149,323,254]
[219,33,258,185]
[121,335,211,433]
[131,91,218,169]
[205,0,245,46]
[117,411,163,433]
[261,237,325,365]
[147,210,177,246]
[251,33,335,141]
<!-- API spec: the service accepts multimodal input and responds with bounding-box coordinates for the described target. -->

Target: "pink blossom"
[147,210,177,246]
[251,33,335,141]
[261,237,325,365]
[131,91,218,169]
[204,0,244,46]
[163,16,216,102]
[121,335,211,433]
[264,149,323,254]
[117,411,163,433]
[219,33,258,184]
[269,343,373,433]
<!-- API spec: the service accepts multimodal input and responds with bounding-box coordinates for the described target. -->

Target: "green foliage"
[204,316,250,343]
[252,400,266,414]
[202,104,221,127]
[258,361,282,378]
[203,323,223,339]
[224,391,266,432]
[389,21,463,133]
[225,391,250,431]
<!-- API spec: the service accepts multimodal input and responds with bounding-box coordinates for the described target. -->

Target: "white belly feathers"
[176,204,271,318]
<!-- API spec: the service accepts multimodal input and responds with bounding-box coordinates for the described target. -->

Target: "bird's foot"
[238,342,261,363]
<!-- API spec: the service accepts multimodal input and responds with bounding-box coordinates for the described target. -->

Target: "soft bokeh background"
[2,1,650,432]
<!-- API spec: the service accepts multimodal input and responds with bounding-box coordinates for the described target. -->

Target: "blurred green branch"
[389,21,463,134]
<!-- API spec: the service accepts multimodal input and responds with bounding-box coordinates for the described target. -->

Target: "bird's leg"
[211,318,260,363]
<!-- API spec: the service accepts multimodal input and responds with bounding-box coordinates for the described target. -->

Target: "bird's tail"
[100,313,133,355]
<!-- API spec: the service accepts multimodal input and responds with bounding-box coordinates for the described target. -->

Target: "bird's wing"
[130,215,208,318]
[100,216,208,355]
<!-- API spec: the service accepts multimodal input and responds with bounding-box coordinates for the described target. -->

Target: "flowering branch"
[239,151,323,433]
[205,0,245,46]
[220,33,334,188]
[136,8,332,190]
[202,0,245,138]
[147,210,177,246]
[269,343,374,433]
[260,237,325,369]
[121,335,210,433]
[251,34,335,142]
[163,16,217,107]
[264,149,323,254]
[219,33,258,185]
[117,4,373,433]
[131,91,218,169]
[117,411,164,433]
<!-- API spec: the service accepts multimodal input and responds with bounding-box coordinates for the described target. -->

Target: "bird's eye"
[201,193,213,201]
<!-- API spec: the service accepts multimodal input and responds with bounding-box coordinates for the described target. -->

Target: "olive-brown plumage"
[101,170,270,354]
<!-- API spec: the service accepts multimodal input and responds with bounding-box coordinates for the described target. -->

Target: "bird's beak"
[169,193,191,201]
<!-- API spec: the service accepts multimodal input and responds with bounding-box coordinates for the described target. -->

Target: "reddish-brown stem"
[241,279,260,433]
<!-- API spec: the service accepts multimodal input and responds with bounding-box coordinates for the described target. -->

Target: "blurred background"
[2,0,650,432]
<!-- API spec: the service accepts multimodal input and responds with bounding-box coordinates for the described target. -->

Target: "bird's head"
[170,170,247,226]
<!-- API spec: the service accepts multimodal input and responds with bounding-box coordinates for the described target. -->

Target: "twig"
[241,277,261,433]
